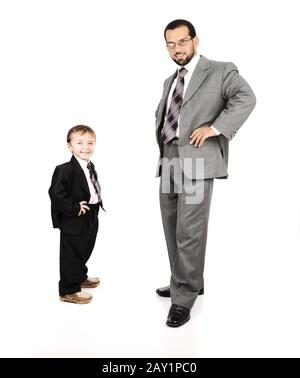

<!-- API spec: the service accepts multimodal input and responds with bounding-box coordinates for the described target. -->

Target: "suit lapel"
[161,71,177,107]
[70,155,90,197]
[182,55,210,107]
[156,71,177,130]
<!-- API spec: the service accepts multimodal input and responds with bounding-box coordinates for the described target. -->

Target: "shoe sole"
[81,283,99,289]
[166,315,191,328]
[59,297,92,304]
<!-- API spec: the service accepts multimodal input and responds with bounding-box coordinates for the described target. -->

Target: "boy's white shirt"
[74,155,99,204]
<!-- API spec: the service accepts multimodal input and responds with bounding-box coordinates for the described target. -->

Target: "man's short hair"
[164,19,196,40]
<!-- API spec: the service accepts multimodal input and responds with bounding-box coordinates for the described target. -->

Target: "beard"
[172,49,195,66]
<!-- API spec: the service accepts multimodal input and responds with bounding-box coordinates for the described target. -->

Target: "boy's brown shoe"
[59,291,92,304]
[81,277,100,289]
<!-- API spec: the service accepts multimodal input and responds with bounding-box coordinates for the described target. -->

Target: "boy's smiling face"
[67,131,96,161]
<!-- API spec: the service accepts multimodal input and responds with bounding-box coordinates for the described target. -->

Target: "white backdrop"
[1,0,300,357]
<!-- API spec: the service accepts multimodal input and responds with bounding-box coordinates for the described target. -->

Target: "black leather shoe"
[156,286,204,297]
[166,304,190,327]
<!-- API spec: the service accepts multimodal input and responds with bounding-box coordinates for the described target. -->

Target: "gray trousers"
[159,141,214,309]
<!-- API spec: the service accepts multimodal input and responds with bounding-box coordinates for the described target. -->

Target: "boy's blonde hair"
[67,125,96,143]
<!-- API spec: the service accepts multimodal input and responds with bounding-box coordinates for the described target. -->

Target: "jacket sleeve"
[211,62,256,140]
[48,165,80,217]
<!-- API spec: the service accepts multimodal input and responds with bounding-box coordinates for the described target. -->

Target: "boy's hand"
[78,201,90,216]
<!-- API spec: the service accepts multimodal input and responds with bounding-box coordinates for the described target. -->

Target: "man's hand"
[189,126,216,147]
[78,201,90,216]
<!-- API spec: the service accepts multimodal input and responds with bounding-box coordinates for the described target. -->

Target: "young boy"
[49,125,105,304]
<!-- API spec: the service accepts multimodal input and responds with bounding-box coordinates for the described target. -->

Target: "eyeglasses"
[166,37,192,49]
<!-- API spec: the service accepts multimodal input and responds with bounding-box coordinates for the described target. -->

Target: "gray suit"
[156,55,256,308]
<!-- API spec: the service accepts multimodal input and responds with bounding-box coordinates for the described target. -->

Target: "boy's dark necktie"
[161,67,188,144]
[87,161,101,203]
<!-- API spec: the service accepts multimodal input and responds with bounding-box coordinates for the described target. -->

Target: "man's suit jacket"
[155,55,256,179]
[48,155,101,235]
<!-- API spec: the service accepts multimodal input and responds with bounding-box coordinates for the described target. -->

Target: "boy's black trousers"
[59,203,99,296]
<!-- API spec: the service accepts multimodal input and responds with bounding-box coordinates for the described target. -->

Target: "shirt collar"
[74,154,89,169]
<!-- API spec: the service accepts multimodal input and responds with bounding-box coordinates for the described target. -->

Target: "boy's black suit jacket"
[49,155,102,235]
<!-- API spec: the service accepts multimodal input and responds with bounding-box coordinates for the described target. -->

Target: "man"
[155,19,256,327]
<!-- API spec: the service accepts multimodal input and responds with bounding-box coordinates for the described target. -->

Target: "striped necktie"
[87,161,101,202]
[161,67,188,144]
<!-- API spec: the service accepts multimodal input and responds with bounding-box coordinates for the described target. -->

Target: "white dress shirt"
[165,55,220,137]
[74,155,99,204]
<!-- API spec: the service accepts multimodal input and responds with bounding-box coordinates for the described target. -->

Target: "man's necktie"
[87,161,101,203]
[161,67,188,144]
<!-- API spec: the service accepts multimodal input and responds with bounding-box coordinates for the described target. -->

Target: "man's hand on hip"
[189,126,217,147]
